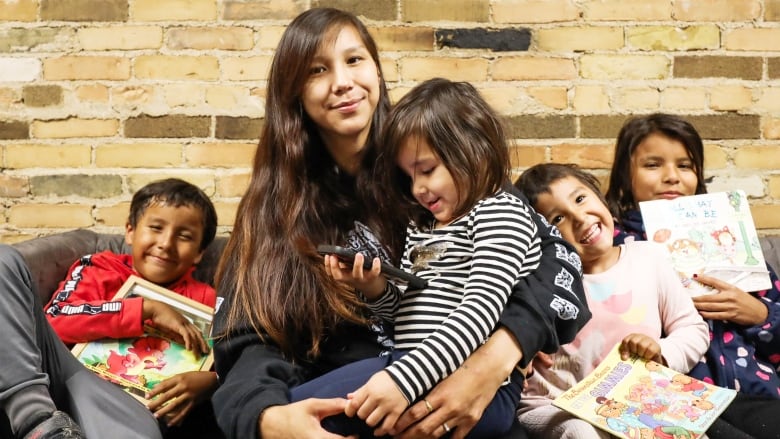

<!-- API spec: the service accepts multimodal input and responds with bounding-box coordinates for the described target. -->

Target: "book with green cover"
[553,344,736,439]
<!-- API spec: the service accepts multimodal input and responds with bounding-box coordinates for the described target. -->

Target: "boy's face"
[534,176,617,273]
[125,203,205,286]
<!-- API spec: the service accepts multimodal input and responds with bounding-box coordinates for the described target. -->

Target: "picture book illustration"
[70,276,214,403]
[553,344,736,439]
[639,190,770,296]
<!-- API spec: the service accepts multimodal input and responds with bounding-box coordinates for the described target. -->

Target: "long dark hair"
[370,78,510,243]
[605,113,707,222]
[215,8,391,359]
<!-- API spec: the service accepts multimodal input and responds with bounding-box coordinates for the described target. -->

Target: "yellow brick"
[703,144,728,170]
[582,0,671,20]
[0,233,36,245]
[76,84,109,103]
[710,85,753,111]
[78,26,163,50]
[573,86,610,113]
[551,143,614,168]
[95,143,183,167]
[222,56,272,81]
[536,27,623,52]
[111,85,155,110]
[214,201,238,226]
[257,26,285,50]
[127,174,214,195]
[734,147,780,169]
[493,0,579,24]
[167,27,254,50]
[725,29,780,51]
[389,87,411,104]
[217,173,251,197]
[163,84,206,108]
[0,174,28,197]
[673,0,761,21]
[6,144,91,168]
[479,87,525,114]
[528,87,568,110]
[0,87,20,108]
[371,27,434,51]
[134,55,219,80]
[755,88,780,112]
[400,57,488,81]
[96,202,131,227]
[205,85,242,109]
[43,56,130,80]
[627,26,720,51]
[763,117,780,140]
[186,143,256,167]
[9,204,93,228]
[615,87,660,111]
[130,0,217,21]
[769,176,780,198]
[32,119,118,139]
[0,0,37,21]
[752,204,780,230]
[509,145,547,168]
[492,57,577,80]
[661,87,707,110]
[581,55,669,79]
[380,57,399,82]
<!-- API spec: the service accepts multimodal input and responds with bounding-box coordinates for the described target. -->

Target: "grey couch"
[11,228,780,307]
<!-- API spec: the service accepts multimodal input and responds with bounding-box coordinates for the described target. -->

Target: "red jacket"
[45,251,215,344]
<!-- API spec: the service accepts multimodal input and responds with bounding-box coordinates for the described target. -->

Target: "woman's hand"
[142,299,209,354]
[323,253,386,300]
[391,328,522,439]
[259,399,358,439]
[345,371,407,436]
[146,371,218,426]
[692,273,769,326]
[619,333,663,364]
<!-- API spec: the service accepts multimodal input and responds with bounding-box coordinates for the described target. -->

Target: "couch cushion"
[13,229,227,304]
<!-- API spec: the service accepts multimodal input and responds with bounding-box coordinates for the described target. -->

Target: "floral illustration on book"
[70,275,214,403]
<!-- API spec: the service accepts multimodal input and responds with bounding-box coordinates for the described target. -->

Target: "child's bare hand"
[141,299,208,354]
[146,371,218,426]
[345,371,407,436]
[323,253,386,300]
[619,333,664,364]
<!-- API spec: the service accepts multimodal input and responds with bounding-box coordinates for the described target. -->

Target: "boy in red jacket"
[0,178,218,439]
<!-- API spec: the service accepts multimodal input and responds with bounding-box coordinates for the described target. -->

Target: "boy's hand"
[146,371,218,426]
[323,254,386,300]
[619,333,664,364]
[142,299,208,354]
[345,371,407,436]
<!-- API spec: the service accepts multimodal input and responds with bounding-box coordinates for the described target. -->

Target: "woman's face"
[629,133,699,203]
[301,26,380,153]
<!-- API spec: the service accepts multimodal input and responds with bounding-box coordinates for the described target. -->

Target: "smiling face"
[301,25,380,161]
[534,176,619,274]
[630,133,699,203]
[396,136,460,227]
[125,203,205,286]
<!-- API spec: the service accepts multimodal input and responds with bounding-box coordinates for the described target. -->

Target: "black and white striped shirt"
[368,190,542,403]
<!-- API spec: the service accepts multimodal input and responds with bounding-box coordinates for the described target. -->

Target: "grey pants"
[0,245,162,439]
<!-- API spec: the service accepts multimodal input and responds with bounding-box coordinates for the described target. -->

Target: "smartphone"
[317,244,428,290]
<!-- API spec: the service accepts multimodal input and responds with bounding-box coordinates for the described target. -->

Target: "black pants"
[707,393,780,439]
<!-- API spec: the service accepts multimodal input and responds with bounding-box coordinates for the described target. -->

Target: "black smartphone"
[317,244,428,290]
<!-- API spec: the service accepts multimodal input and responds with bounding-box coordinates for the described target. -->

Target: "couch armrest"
[13,229,128,304]
[760,236,780,274]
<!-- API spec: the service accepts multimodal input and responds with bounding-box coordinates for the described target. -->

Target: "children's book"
[70,275,214,404]
[553,344,736,439]
[639,190,771,296]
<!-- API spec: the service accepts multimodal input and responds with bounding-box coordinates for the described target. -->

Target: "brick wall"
[2,0,780,242]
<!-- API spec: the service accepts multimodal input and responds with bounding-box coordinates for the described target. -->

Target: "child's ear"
[193,249,204,265]
[124,222,134,246]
